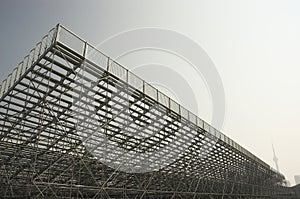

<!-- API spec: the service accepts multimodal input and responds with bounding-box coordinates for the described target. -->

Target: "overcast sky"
[0,0,299,185]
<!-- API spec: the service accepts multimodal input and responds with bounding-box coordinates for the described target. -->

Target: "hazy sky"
[0,0,299,185]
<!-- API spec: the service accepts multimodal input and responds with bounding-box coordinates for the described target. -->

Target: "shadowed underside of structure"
[0,25,295,198]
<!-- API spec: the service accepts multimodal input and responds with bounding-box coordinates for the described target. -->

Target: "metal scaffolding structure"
[0,24,295,198]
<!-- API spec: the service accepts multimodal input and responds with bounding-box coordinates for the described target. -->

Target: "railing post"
[83,42,87,58]
[107,57,110,71]
[54,23,61,44]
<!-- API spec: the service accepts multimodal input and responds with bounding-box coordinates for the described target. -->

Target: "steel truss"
[0,24,294,198]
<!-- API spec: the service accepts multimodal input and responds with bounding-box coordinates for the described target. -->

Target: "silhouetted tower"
[272,144,280,172]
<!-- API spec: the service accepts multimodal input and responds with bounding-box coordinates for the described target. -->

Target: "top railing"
[55,25,272,169]
[0,24,283,175]
[0,27,57,101]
